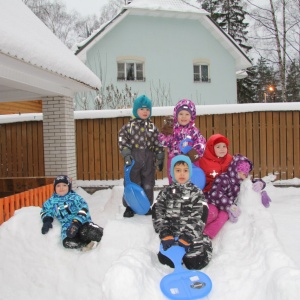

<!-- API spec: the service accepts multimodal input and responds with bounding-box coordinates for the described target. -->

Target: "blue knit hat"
[132,95,152,118]
[170,155,193,183]
[54,175,72,192]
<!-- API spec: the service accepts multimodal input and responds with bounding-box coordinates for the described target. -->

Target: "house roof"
[74,0,252,71]
[0,0,102,103]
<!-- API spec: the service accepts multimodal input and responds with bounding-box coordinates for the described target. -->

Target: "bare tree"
[246,0,300,102]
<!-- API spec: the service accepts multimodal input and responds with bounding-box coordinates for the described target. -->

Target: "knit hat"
[213,135,229,147]
[236,161,251,176]
[170,155,193,182]
[132,95,152,118]
[54,175,72,192]
[176,104,192,118]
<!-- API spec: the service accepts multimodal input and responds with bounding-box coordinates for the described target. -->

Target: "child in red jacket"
[198,134,271,239]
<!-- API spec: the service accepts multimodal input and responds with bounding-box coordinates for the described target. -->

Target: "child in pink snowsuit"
[158,99,206,183]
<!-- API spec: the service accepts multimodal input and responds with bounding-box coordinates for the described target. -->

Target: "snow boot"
[123,206,135,218]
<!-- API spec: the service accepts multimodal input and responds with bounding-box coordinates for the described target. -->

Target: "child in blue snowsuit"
[40,175,103,250]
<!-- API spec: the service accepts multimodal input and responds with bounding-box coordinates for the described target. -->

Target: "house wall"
[85,15,237,106]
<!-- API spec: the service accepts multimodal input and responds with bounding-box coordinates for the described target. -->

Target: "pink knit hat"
[236,161,251,175]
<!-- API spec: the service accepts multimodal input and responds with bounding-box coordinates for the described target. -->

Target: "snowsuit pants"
[63,222,103,249]
[203,204,229,239]
[158,235,213,270]
[123,148,155,207]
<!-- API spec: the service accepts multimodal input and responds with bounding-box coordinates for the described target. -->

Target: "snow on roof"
[124,0,208,14]
[0,0,101,90]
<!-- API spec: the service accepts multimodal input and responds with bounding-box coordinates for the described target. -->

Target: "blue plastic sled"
[179,139,206,190]
[124,160,150,215]
[160,244,212,299]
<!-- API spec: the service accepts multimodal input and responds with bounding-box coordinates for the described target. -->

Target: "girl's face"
[55,183,69,196]
[174,162,190,184]
[177,110,191,126]
[214,142,228,158]
[238,172,247,180]
[137,108,150,119]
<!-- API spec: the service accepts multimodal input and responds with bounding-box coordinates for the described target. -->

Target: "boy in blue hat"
[118,95,164,217]
[152,155,212,270]
[40,175,103,251]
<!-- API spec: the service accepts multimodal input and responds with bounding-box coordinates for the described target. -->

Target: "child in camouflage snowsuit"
[118,95,164,217]
[152,155,212,270]
[40,175,103,250]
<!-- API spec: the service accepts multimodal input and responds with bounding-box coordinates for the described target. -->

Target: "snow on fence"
[0,183,53,225]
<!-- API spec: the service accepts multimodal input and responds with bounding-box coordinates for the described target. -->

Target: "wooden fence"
[0,110,299,181]
[0,183,53,225]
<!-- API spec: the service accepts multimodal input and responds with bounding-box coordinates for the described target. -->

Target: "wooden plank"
[0,125,7,177]
[266,112,274,176]
[21,122,28,177]
[286,112,293,179]
[273,112,280,179]
[293,112,300,178]
[88,119,94,180]
[252,112,260,178]
[231,114,240,154]
[75,121,83,180]
[93,119,101,180]
[81,120,89,180]
[27,123,34,176]
[111,117,120,180]
[105,118,113,180]
[245,113,253,164]
[239,113,246,156]
[279,112,287,180]
[99,118,107,180]
[32,122,39,176]
[6,125,13,176]
[259,112,267,177]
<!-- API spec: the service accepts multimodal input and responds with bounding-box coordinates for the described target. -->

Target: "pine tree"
[237,66,257,103]
[286,60,300,102]
[255,58,278,103]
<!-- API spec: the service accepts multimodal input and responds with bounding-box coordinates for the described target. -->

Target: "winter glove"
[161,236,175,251]
[66,220,81,238]
[228,204,241,223]
[178,235,191,252]
[156,152,165,172]
[161,116,174,135]
[41,217,53,234]
[121,149,132,166]
[261,191,271,208]
[252,181,264,193]
[186,148,200,163]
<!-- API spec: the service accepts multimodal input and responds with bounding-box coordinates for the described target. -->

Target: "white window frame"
[193,59,211,83]
[117,56,145,81]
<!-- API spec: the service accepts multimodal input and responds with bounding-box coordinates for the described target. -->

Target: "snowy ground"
[0,176,299,300]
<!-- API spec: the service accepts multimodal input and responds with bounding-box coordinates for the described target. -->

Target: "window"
[117,60,145,81]
[193,60,211,83]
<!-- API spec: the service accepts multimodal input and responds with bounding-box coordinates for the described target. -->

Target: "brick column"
[42,97,77,187]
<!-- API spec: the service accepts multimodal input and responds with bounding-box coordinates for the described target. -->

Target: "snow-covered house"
[0,0,101,183]
[74,0,252,107]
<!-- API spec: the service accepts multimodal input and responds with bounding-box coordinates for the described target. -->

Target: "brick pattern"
[42,97,77,186]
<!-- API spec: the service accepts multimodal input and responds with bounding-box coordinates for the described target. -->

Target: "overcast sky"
[63,0,109,16]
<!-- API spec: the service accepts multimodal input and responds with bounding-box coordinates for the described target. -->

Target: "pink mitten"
[261,191,271,208]
[228,205,241,223]
[252,181,264,193]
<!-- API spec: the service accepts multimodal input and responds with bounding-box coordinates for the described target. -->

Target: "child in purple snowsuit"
[158,99,206,183]
[204,154,270,239]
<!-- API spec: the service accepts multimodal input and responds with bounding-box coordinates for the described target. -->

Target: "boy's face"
[174,162,190,184]
[55,183,69,196]
[214,142,228,158]
[137,108,150,119]
[177,110,191,126]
